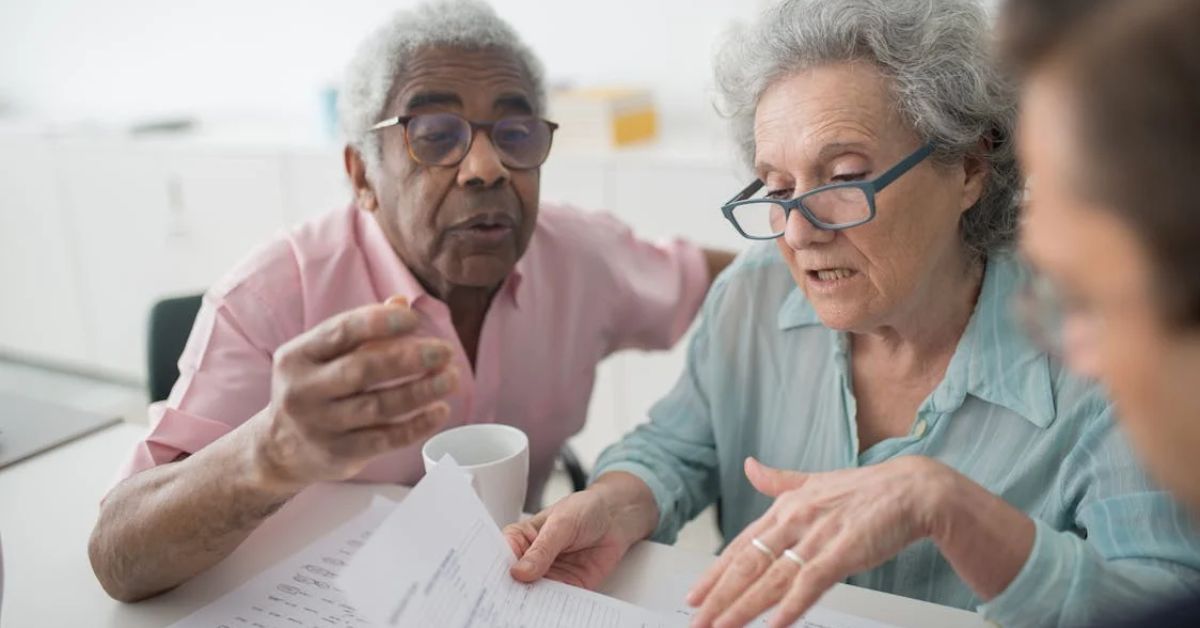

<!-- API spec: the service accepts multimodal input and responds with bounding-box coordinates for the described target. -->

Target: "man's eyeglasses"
[371,113,559,170]
[720,142,937,239]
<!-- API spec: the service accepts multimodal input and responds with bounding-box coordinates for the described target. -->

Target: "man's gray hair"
[339,0,546,181]
[714,0,1020,257]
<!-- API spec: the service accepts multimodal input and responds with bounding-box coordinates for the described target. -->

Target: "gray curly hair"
[338,0,546,182]
[714,0,1021,257]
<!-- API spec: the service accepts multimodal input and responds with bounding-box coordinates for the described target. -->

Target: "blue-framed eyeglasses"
[720,142,936,240]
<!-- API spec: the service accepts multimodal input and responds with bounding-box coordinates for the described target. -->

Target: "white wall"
[0,0,761,128]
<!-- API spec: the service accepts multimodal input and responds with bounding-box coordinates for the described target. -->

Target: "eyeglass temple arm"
[872,142,936,190]
[727,179,765,204]
[370,117,405,131]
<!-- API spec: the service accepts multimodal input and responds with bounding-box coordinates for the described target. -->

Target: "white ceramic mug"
[422,424,529,527]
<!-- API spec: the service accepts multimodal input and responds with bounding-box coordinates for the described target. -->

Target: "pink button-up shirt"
[118,203,708,506]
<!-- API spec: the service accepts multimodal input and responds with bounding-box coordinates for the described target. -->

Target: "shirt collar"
[774,252,1055,428]
[356,206,524,309]
[950,252,1056,428]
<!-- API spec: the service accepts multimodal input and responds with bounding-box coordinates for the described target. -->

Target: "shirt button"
[913,419,928,438]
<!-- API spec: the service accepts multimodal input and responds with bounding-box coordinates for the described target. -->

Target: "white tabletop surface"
[0,422,987,628]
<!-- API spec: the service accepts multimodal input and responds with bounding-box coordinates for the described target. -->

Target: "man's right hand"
[251,300,457,488]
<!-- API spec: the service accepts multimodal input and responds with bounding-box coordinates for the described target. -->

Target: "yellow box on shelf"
[548,87,658,151]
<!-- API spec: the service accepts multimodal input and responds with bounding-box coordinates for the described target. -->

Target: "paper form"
[658,572,900,628]
[168,497,396,628]
[339,455,675,628]
[170,459,899,628]
[666,603,899,628]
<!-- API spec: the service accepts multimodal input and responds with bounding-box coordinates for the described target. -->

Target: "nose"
[781,206,836,250]
[457,129,510,189]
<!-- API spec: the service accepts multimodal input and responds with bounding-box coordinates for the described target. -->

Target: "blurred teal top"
[593,244,1200,627]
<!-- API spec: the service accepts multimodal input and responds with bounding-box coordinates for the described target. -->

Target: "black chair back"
[147,294,204,403]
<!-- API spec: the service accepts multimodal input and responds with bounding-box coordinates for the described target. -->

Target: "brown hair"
[1002,0,1200,326]
[996,0,1111,79]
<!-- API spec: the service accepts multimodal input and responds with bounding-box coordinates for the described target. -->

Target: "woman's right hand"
[503,472,660,590]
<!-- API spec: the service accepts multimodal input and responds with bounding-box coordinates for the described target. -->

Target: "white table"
[0,423,986,627]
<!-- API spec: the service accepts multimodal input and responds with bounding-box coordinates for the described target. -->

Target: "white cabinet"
[158,146,289,292]
[606,159,748,250]
[540,155,609,212]
[0,134,92,368]
[49,139,288,379]
[53,139,172,378]
[281,148,351,224]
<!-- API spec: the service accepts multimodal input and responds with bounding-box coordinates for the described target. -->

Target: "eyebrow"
[494,93,534,114]
[755,141,874,178]
[817,141,872,162]
[405,91,462,112]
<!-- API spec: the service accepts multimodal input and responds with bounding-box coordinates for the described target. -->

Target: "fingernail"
[432,371,455,394]
[387,310,409,333]
[516,559,534,573]
[421,344,448,368]
[386,295,409,307]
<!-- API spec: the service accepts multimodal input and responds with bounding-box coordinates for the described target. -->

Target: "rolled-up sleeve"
[592,294,721,543]
[979,408,1200,626]
[114,287,279,485]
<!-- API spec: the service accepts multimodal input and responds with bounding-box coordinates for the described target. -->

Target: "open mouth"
[807,268,859,283]
[449,213,518,245]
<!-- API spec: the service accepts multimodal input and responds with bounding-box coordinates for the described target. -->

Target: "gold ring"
[751,537,777,560]
[783,548,805,567]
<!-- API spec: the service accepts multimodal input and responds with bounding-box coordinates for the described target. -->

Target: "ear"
[344,145,379,213]
[959,138,992,215]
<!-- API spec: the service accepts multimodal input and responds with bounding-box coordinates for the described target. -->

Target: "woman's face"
[753,62,986,333]
[1019,72,1200,511]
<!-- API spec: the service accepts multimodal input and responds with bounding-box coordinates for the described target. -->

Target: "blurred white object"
[549,86,657,151]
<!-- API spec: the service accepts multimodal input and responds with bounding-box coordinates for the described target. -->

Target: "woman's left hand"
[687,455,961,628]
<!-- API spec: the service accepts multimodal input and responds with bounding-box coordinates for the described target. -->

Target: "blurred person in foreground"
[1002,0,1200,624]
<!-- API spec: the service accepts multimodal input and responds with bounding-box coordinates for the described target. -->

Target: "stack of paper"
[169,458,902,628]
[339,456,675,627]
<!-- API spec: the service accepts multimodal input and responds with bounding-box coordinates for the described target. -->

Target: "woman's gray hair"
[715,0,1020,257]
[339,0,546,182]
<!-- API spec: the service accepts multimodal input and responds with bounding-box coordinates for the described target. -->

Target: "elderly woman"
[1004,0,1200,625]
[504,0,1200,626]
[88,0,731,603]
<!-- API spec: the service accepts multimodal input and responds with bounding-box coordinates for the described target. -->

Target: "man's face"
[1018,70,1200,513]
[367,46,541,296]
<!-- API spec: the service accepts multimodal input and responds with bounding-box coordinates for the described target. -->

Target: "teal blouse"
[593,245,1200,626]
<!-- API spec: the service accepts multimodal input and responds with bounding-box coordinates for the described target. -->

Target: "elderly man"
[88,0,732,602]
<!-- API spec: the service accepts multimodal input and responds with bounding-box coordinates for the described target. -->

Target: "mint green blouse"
[594,245,1200,626]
